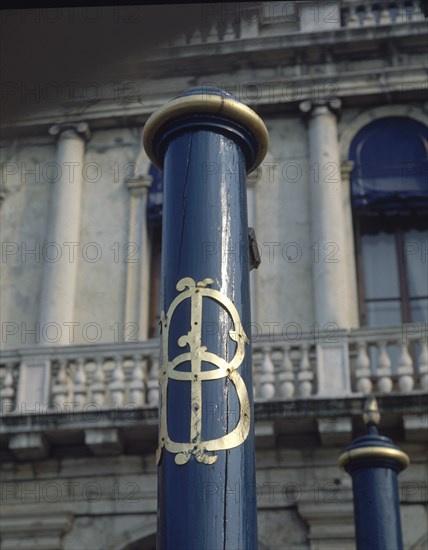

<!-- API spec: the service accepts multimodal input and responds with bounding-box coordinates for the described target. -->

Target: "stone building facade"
[1,2,427,549]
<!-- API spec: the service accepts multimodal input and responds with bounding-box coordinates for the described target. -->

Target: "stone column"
[300,100,353,399]
[124,175,152,341]
[39,122,90,345]
[300,99,349,328]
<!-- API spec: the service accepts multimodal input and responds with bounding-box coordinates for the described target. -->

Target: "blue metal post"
[339,399,410,550]
[143,87,268,550]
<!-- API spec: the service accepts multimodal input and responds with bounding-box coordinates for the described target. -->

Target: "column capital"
[299,98,342,118]
[125,174,152,196]
[49,121,90,141]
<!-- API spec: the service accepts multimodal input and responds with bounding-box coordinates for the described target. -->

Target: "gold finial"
[363,397,381,426]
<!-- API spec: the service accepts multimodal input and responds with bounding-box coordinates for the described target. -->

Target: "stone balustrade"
[340,0,424,27]
[0,325,426,416]
[168,19,244,46]
[165,0,424,47]
[253,342,316,400]
[0,342,160,416]
[349,327,427,395]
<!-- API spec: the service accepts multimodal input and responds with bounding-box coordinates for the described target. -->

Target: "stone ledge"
[317,418,353,446]
[298,501,356,550]
[85,428,123,456]
[0,513,72,550]
[8,433,50,461]
[150,21,427,63]
[1,394,426,462]
[404,415,428,443]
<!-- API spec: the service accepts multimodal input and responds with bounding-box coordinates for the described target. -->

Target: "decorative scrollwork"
[156,277,250,466]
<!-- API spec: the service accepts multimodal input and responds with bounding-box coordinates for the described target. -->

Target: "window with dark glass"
[350,117,428,326]
[147,164,163,338]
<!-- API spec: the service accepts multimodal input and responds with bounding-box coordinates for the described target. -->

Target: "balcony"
[1,325,426,412]
[166,0,425,47]
[1,325,426,460]
[340,0,424,28]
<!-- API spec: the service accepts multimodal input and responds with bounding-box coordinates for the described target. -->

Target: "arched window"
[350,117,428,326]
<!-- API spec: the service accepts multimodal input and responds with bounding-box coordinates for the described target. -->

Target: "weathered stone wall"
[1,442,427,549]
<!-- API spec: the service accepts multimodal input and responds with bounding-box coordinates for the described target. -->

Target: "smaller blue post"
[338,398,410,550]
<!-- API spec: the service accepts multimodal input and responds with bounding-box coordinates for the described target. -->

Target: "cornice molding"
[1,66,426,137]
[149,20,427,64]
[0,513,73,534]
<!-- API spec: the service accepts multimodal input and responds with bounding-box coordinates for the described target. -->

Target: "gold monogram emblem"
[156,277,251,466]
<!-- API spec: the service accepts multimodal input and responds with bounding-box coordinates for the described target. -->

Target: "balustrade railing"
[341,0,424,28]
[164,0,424,47]
[168,19,243,46]
[0,343,160,415]
[252,342,316,400]
[349,327,427,395]
[0,326,426,416]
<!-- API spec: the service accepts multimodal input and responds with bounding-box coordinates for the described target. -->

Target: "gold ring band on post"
[142,93,269,173]
[338,446,410,469]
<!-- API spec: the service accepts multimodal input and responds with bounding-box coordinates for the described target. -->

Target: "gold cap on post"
[143,88,269,173]
[338,397,410,469]
[338,445,410,468]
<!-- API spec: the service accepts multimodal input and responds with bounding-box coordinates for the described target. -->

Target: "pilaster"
[124,174,152,341]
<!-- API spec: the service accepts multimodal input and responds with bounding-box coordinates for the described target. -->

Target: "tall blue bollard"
[143,87,269,550]
[339,398,410,550]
